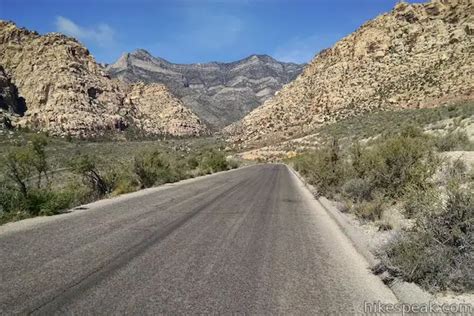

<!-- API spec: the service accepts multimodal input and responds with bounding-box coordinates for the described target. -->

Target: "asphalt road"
[0,164,397,314]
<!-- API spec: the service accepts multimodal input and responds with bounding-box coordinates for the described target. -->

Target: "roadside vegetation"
[0,134,239,225]
[315,101,474,146]
[289,123,473,293]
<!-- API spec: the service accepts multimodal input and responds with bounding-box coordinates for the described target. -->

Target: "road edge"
[0,164,257,235]
[286,164,433,306]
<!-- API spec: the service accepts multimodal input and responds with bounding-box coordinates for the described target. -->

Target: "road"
[0,164,397,314]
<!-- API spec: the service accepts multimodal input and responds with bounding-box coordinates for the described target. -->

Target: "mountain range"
[1,0,472,144]
[106,50,304,129]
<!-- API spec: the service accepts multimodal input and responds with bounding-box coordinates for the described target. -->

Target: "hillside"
[106,50,304,128]
[0,21,207,138]
[226,0,474,147]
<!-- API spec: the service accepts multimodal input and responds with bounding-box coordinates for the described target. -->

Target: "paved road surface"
[0,164,397,314]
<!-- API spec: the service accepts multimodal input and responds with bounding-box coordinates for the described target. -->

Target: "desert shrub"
[434,130,473,151]
[133,150,161,188]
[0,183,74,217]
[352,193,386,221]
[107,165,138,196]
[445,158,468,182]
[293,139,347,196]
[402,186,439,218]
[70,154,111,197]
[186,156,200,170]
[199,149,229,173]
[133,150,185,188]
[364,133,438,198]
[382,182,473,292]
[30,134,49,188]
[0,182,25,214]
[167,155,191,181]
[342,177,373,202]
[4,146,35,197]
[227,158,239,170]
[25,189,75,216]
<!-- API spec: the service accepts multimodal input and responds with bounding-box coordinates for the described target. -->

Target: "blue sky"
[0,0,424,64]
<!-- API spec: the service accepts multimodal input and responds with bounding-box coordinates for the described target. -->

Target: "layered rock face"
[227,0,474,146]
[106,50,304,129]
[0,21,207,137]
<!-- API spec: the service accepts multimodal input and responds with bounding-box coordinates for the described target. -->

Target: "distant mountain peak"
[106,51,305,129]
[132,48,152,56]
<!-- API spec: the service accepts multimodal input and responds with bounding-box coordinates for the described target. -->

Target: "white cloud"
[274,34,338,64]
[55,16,115,47]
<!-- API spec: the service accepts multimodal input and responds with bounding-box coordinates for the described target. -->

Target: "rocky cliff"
[0,21,207,137]
[227,0,474,147]
[106,50,304,129]
[0,65,25,129]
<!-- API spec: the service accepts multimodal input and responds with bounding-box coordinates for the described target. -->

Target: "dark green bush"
[0,182,25,214]
[25,189,74,216]
[133,150,187,188]
[0,184,74,217]
[133,150,161,188]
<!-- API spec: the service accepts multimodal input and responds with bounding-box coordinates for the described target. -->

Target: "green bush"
[110,172,138,196]
[186,156,200,170]
[363,133,438,198]
[26,189,74,216]
[133,150,187,188]
[293,139,346,196]
[0,185,74,217]
[133,150,161,188]
[199,149,230,173]
[0,182,26,214]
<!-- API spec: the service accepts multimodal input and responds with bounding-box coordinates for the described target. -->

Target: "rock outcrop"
[0,21,207,137]
[106,50,304,129]
[0,65,25,129]
[123,83,206,137]
[0,65,25,115]
[227,0,474,147]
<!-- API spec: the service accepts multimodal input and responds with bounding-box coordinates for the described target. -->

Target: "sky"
[0,0,425,65]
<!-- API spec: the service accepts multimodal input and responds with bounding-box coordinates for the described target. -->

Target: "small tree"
[70,155,110,197]
[133,150,161,188]
[4,147,34,197]
[30,134,49,188]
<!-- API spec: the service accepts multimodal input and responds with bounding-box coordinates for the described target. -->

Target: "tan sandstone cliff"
[0,21,207,137]
[226,0,474,147]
